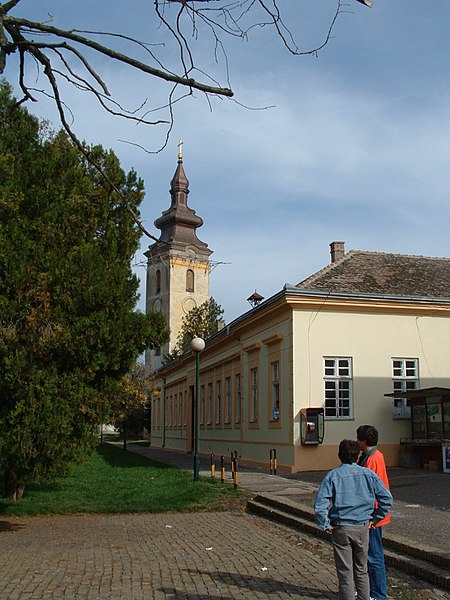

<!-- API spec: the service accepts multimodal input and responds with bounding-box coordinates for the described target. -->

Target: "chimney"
[330,241,345,263]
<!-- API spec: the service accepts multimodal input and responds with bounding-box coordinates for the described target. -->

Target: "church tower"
[145,142,212,371]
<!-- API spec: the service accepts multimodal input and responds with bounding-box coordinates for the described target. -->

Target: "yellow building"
[149,239,450,472]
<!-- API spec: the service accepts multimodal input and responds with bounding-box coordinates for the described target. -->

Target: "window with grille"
[216,380,222,424]
[186,269,194,292]
[225,377,232,423]
[250,367,259,423]
[324,357,353,419]
[235,374,241,424]
[207,383,213,424]
[200,385,205,425]
[271,361,280,421]
[392,358,418,419]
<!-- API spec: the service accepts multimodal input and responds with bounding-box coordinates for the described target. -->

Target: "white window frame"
[392,358,418,419]
[323,357,353,420]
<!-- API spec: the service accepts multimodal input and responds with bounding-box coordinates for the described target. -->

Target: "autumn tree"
[109,362,155,448]
[164,297,224,362]
[0,82,168,500]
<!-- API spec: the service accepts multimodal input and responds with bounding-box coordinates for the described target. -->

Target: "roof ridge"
[347,250,450,260]
[296,251,354,287]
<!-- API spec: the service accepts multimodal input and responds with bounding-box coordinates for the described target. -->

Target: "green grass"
[0,443,245,517]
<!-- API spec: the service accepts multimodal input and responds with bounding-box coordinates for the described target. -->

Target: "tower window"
[156,269,161,294]
[186,269,194,292]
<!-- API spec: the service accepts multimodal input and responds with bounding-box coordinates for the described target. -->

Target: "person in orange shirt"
[356,425,390,600]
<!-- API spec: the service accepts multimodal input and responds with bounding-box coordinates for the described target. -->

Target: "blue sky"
[5,1,450,321]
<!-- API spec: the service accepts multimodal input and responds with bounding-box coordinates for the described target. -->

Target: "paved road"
[1,511,447,600]
[1,444,448,599]
[123,444,450,552]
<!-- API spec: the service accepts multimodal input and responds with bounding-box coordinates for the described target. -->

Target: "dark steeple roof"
[296,250,450,299]
[153,149,210,252]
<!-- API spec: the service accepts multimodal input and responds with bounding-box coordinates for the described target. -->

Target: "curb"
[247,493,450,591]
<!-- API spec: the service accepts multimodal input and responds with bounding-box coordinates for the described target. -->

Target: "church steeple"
[145,141,213,372]
[154,141,209,250]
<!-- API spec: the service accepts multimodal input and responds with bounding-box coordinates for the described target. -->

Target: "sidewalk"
[0,442,448,600]
[120,444,450,592]
[119,443,450,552]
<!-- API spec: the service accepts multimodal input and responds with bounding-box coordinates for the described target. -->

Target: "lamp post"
[190,336,205,481]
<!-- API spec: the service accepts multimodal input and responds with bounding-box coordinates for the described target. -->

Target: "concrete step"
[247,495,450,591]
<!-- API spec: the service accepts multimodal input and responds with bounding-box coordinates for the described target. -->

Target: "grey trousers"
[331,525,370,600]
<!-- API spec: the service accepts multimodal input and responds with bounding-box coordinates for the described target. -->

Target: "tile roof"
[296,251,450,299]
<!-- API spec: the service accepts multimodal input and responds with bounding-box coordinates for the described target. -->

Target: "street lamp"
[190,336,205,481]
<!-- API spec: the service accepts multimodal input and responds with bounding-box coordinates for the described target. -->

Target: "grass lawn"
[0,443,246,517]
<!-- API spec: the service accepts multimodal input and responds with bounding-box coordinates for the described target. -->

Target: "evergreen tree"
[0,82,168,500]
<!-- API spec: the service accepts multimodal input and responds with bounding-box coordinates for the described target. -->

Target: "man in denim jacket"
[314,440,392,600]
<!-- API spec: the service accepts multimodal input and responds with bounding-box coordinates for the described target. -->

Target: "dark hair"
[356,425,379,447]
[338,439,360,464]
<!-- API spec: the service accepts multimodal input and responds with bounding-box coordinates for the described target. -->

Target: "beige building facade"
[149,243,450,472]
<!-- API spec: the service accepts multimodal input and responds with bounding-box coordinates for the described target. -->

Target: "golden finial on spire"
[177,138,184,161]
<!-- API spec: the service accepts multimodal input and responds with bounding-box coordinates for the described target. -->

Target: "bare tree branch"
[0,0,369,240]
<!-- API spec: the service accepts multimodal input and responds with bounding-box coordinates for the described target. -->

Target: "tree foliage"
[164,297,224,362]
[0,81,168,500]
[109,362,155,438]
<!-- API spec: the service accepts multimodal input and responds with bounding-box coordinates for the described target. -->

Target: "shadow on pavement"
[177,569,336,599]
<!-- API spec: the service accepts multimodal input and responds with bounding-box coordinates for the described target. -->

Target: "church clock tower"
[145,142,212,371]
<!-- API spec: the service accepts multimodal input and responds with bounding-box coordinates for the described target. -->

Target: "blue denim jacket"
[314,463,393,531]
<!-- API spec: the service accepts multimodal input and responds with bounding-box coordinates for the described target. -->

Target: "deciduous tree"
[164,297,224,362]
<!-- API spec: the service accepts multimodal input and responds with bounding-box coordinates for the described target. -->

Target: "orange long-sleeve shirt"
[363,448,391,527]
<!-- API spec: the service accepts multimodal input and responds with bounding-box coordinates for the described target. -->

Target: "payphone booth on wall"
[300,407,325,445]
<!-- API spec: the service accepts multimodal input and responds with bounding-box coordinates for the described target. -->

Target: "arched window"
[155,269,161,294]
[186,269,194,292]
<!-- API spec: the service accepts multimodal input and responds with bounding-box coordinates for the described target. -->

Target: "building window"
[207,382,213,424]
[156,269,161,294]
[271,361,280,421]
[392,358,418,419]
[200,385,205,425]
[324,357,353,419]
[186,269,194,292]
[235,373,241,424]
[154,347,161,357]
[216,380,222,425]
[225,377,232,424]
[250,367,259,423]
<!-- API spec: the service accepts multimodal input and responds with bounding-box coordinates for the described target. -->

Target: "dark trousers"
[331,525,370,600]
[368,526,387,600]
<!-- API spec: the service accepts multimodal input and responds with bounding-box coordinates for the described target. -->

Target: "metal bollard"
[210,453,215,478]
[220,455,225,483]
[233,456,239,489]
[270,448,277,475]
[230,450,237,478]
